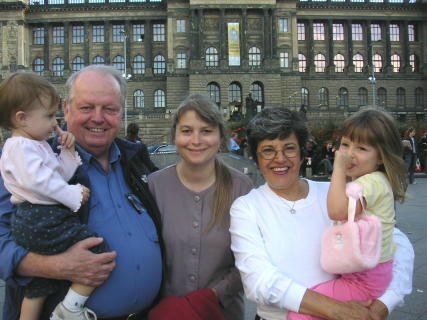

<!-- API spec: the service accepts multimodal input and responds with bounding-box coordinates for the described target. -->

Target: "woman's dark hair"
[247,107,309,164]
[126,122,140,142]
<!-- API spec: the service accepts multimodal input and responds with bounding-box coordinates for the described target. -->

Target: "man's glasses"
[257,144,299,160]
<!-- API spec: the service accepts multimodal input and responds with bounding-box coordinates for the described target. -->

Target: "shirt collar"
[76,141,122,165]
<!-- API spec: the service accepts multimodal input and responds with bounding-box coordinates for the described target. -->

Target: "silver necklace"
[280,197,298,214]
[278,184,303,214]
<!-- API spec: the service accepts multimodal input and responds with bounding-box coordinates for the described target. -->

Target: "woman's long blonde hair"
[339,109,407,201]
[172,93,233,229]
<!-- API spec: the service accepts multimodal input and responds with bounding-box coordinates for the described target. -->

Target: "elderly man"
[0,65,163,319]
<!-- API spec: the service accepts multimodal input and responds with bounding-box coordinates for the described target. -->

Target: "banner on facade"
[227,22,240,66]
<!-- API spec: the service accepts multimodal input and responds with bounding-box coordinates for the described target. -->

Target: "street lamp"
[120,30,131,131]
[368,66,377,110]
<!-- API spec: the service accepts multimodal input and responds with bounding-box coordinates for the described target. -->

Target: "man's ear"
[63,100,69,122]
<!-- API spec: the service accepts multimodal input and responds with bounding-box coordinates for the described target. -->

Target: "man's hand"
[56,126,76,152]
[17,237,116,287]
[368,300,389,320]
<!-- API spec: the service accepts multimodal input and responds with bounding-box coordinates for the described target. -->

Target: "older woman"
[148,93,253,319]
[230,107,413,320]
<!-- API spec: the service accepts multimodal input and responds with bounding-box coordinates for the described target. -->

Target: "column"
[242,9,247,61]
[307,20,314,72]
[198,9,203,59]
[104,21,110,64]
[124,21,131,74]
[346,20,353,71]
[84,22,90,68]
[366,20,372,70]
[263,9,271,59]
[327,20,334,72]
[43,23,49,72]
[271,8,277,58]
[401,21,410,71]
[190,9,199,59]
[145,20,152,67]
[384,21,391,71]
[63,22,70,70]
[219,9,225,60]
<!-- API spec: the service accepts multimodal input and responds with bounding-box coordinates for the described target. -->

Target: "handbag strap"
[346,182,365,223]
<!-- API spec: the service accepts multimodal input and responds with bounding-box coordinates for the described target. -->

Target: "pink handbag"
[320,182,382,274]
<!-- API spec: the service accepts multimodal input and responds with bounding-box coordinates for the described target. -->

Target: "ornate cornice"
[27,1,165,13]
[297,2,423,11]
[0,2,27,11]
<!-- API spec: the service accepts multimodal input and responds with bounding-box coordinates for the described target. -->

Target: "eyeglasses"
[257,144,299,160]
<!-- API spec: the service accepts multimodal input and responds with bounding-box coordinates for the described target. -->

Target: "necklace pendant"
[290,208,296,214]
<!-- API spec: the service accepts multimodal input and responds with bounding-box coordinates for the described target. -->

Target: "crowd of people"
[0,66,417,320]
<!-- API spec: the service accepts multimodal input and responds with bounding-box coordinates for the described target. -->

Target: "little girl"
[288,109,407,320]
[0,72,107,320]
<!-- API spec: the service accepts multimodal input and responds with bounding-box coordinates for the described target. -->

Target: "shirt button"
[117,204,121,208]
[194,195,200,202]
[192,221,199,228]
[191,248,197,255]
[128,232,132,237]
[189,275,196,281]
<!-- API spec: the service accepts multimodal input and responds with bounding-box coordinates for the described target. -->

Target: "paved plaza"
[1,175,426,319]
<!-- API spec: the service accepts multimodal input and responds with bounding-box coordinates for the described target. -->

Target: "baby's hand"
[334,149,352,171]
[81,186,90,204]
[56,126,76,152]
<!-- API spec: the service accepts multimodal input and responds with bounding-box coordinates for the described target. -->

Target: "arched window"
[314,53,326,72]
[301,88,309,107]
[32,57,44,75]
[133,90,144,108]
[153,55,166,74]
[353,54,364,73]
[113,55,125,74]
[377,87,387,107]
[154,89,165,108]
[250,82,264,103]
[318,87,329,106]
[206,47,219,67]
[358,87,368,106]
[396,87,405,107]
[391,54,401,72]
[228,82,242,103]
[372,54,382,73]
[52,57,64,77]
[337,87,348,106]
[92,56,105,65]
[334,54,345,72]
[133,55,145,74]
[248,47,261,67]
[409,54,419,72]
[207,82,220,105]
[72,56,85,72]
[415,87,424,107]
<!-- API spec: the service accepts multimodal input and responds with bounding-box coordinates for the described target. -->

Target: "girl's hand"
[56,126,76,152]
[334,149,352,172]
[81,186,90,204]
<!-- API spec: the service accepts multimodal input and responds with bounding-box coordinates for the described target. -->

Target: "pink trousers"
[287,261,393,320]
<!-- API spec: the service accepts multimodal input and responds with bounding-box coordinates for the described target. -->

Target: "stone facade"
[0,0,426,143]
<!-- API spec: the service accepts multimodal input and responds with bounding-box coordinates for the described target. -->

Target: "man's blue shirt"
[0,142,162,317]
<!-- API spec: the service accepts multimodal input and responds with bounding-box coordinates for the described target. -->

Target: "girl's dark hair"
[247,107,309,165]
[0,72,59,130]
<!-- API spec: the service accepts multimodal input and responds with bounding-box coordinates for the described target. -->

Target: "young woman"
[148,93,253,320]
